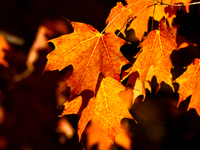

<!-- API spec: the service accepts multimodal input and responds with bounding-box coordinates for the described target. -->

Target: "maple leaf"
[0,35,10,67]
[105,2,132,36]
[43,21,129,98]
[175,58,200,116]
[126,0,172,40]
[123,19,177,99]
[105,0,171,41]
[78,77,133,142]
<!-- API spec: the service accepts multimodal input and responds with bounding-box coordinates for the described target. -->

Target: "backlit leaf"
[44,22,129,98]
[175,58,200,116]
[123,19,177,99]
[78,77,133,142]
[105,2,132,36]
[105,0,171,41]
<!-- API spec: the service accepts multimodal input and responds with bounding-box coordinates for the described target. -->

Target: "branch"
[160,1,200,7]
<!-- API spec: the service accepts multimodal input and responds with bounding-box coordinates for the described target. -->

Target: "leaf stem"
[100,0,156,34]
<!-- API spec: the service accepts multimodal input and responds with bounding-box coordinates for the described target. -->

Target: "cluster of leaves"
[43,0,199,144]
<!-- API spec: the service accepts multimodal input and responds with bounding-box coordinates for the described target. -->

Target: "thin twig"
[160,1,200,6]
[116,18,130,36]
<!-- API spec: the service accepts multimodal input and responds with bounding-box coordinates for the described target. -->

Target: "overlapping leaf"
[105,2,132,36]
[105,0,171,41]
[175,58,200,116]
[78,77,133,142]
[43,22,129,98]
[123,19,177,99]
[126,0,172,40]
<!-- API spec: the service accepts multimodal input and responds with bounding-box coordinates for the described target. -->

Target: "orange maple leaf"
[126,0,172,40]
[78,77,133,142]
[105,0,171,41]
[123,19,177,99]
[0,35,10,67]
[43,21,129,98]
[175,58,200,116]
[105,2,132,36]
